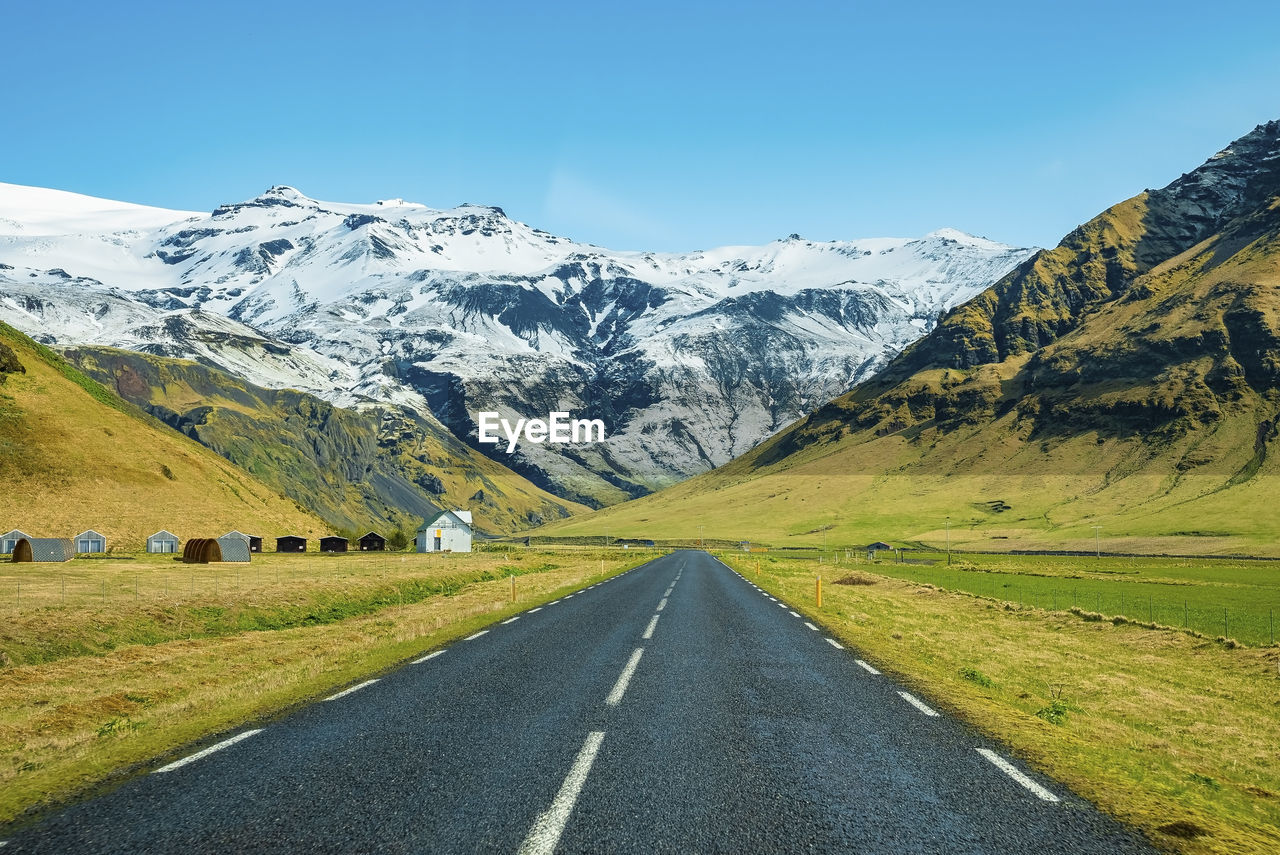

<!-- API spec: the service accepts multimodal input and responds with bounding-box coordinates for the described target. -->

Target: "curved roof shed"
[12,538,75,563]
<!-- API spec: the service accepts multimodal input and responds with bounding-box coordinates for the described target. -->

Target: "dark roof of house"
[867,542,893,550]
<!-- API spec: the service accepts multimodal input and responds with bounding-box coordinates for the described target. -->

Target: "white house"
[416,510,473,553]
[147,530,179,553]
[74,529,107,554]
[1,530,29,555]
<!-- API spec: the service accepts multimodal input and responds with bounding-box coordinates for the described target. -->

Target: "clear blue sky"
[4,0,1279,251]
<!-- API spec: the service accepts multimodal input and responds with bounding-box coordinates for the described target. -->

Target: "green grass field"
[718,550,1280,854]
[827,552,1280,647]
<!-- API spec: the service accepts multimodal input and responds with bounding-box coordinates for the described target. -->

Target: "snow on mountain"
[0,182,1037,505]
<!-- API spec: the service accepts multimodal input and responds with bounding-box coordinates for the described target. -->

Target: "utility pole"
[946,516,951,565]
[1093,525,1101,560]
[698,525,704,548]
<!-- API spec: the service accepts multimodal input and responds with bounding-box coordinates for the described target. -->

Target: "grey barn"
[1,530,29,555]
[147,530,179,554]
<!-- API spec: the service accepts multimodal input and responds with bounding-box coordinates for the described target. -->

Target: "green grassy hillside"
[537,122,1280,555]
[0,322,327,548]
[64,347,589,535]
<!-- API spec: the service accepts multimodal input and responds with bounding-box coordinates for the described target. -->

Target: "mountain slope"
[0,182,1033,504]
[0,321,328,547]
[537,120,1280,555]
[63,346,587,533]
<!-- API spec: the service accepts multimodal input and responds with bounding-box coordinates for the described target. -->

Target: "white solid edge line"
[642,614,660,639]
[529,607,543,613]
[412,650,444,664]
[605,647,645,706]
[502,616,520,625]
[976,749,1061,802]
[324,679,379,702]
[548,600,560,605]
[898,691,940,717]
[804,622,818,631]
[154,729,264,773]
[777,603,787,608]
[789,611,800,618]
[465,630,489,641]
[564,594,574,599]
[856,659,880,674]
[825,638,844,649]
[656,598,668,611]
[518,731,607,855]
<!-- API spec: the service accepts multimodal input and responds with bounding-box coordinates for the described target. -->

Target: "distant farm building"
[359,532,386,552]
[222,530,263,553]
[276,535,307,553]
[320,536,349,553]
[147,530,179,554]
[416,510,473,553]
[1,530,29,555]
[74,530,106,554]
[216,532,252,563]
[12,538,75,563]
[866,542,893,552]
[183,538,222,564]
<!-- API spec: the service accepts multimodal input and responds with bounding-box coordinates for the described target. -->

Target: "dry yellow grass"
[719,552,1280,854]
[0,548,649,825]
[0,323,327,548]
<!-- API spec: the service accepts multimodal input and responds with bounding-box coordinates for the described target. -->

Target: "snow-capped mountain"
[0,181,1036,505]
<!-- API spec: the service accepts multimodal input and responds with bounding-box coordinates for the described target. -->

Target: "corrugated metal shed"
[12,538,75,563]
[216,534,252,563]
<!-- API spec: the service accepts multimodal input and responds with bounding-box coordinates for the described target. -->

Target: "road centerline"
[517,731,607,855]
[642,615,660,639]
[605,648,645,707]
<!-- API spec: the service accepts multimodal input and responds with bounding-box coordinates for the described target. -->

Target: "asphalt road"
[1,550,1152,853]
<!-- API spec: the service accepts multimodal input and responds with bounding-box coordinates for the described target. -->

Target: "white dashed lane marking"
[657,598,668,611]
[606,648,645,707]
[529,607,543,613]
[898,691,939,717]
[518,731,607,855]
[412,650,444,665]
[804,622,818,631]
[643,614,660,639]
[464,630,489,641]
[324,679,379,702]
[153,729,263,773]
[502,617,520,625]
[856,659,880,674]
[826,638,844,649]
[977,749,1061,802]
